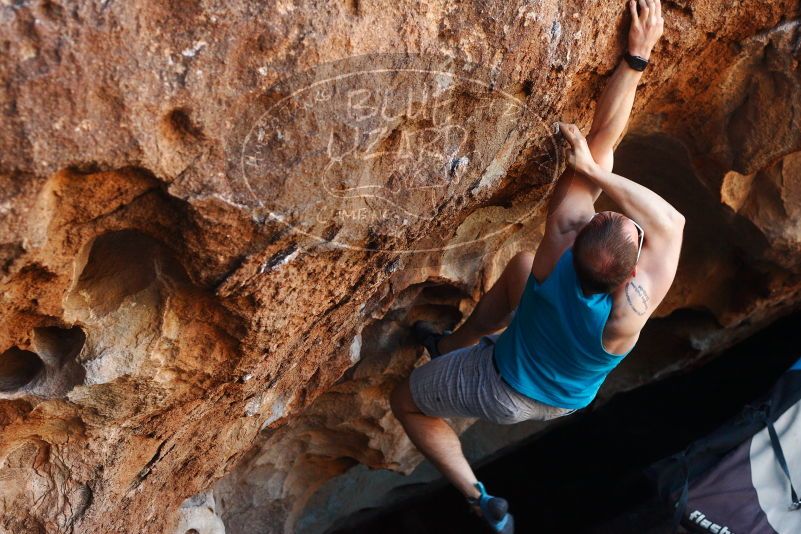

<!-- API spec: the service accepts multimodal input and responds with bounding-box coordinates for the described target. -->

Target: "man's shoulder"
[604,275,658,345]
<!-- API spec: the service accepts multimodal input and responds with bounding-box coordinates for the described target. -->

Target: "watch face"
[625,53,648,71]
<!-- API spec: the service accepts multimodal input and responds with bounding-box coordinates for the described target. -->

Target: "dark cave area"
[331,309,801,534]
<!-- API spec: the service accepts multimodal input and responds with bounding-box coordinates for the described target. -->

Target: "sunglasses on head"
[631,218,644,263]
[590,212,645,263]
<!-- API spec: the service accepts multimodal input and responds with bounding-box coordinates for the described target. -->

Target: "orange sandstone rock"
[1,1,800,533]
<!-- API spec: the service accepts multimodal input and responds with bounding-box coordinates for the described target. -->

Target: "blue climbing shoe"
[412,321,452,358]
[467,481,514,533]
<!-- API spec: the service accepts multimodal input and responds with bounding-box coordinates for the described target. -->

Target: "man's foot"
[466,482,514,533]
[412,321,452,358]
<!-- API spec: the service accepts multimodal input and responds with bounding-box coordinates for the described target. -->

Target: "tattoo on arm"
[625,281,650,316]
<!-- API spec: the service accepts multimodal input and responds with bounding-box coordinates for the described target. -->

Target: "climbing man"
[390,1,681,532]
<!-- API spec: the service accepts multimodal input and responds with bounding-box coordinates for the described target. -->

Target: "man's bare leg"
[390,377,481,500]
[437,251,534,355]
[394,252,538,500]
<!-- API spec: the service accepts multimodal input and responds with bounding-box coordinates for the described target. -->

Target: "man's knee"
[510,250,535,270]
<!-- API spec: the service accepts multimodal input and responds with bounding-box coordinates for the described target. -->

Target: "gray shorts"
[409,334,575,425]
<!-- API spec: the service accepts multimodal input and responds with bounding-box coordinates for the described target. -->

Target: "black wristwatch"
[623,51,649,72]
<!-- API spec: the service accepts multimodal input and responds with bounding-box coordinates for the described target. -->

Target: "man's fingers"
[558,122,588,154]
[655,0,662,19]
[558,121,578,136]
[646,0,656,24]
[557,122,579,145]
[637,0,649,22]
[628,0,639,23]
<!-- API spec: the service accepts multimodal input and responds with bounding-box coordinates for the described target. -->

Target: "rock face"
[1,1,800,533]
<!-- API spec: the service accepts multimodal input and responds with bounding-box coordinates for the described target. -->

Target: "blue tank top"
[494,248,633,409]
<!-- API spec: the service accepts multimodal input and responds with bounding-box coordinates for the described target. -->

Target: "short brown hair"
[572,213,637,294]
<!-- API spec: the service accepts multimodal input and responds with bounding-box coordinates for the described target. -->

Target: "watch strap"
[623,51,649,72]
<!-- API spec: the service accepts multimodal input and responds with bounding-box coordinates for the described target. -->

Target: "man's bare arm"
[585,62,645,177]
[542,58,649,238]
[559,121,684,327]
[560,122,683,238]
[532,0,664,281]
[547,0,665,211]
[587,0,664,174]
